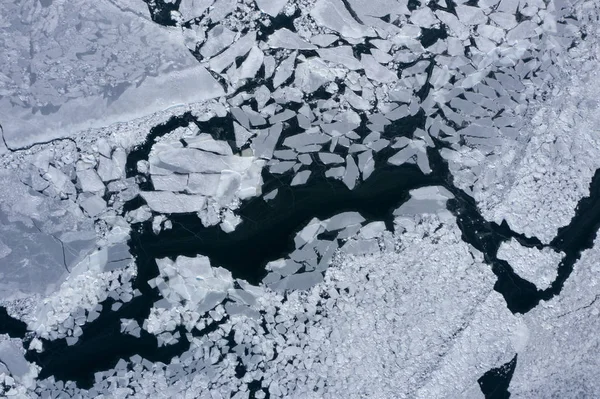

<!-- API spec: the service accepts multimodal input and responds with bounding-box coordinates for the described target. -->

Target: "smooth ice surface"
[0,0,224,149]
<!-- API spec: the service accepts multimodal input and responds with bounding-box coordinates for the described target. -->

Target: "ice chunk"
[152,148,254,174]
[291,170,311,186]
[497,239,563,290]
[77,169,105,193]
[252,123,283,160]
[186,134,233,155]
[341,238,380,255]
[317,46,362,70]
[294,58,337,93]
[343,154,359,189]
[255,0,288,16]
[141,192,206,213]
[80,195,107,217]
[221,209,242,233]
[209,31,257,73]
[186,173,220,196]
[284,131,331,148]
[0,341,30,378]
[268,28,317,50]
[234,122,254,148]
[455,5,487,25]
[410,7,438,28]
[394,186,454,216]
[489,11,517,30]
[325,212,365,231]
[233,46,265,82]
[359,221,386,239]
[208,0,237,22]
[311,34,339,47]
[319,152,344,164]
[273,52,297,88]
[270,109,296,124]
[361,55,397,83]
[152,174,188,192]
[201,25,236,58]
[310,0,376,39]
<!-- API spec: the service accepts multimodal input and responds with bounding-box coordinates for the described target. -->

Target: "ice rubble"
[497,238,563,290]
[0,0,597,396]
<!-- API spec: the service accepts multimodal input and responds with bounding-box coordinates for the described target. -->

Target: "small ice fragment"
[291,170,311,186]
[319,152,344,164]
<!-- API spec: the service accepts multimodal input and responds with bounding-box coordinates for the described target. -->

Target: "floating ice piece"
[152,174,188,192]
[506,21,539,44]
[233,122,254,148]
[343,154,359,189]
[317,46,363,70]
[455,5,487,25]
[275,271,324,291]
[361,55,397,83]
[325,212,365,231]
[497,239,563,290]
[273,52,297,88]
[291,170,311,186]
[311,34,339,47]
[152,148,254,174]
[80,195,107,217]
[358,150,375,180]
[221,209,242,233]
[358,221,386,239]
[255,0,288,16]
[0,341,30,379]
[141,192,206,213]
[319,152,345,164]
[186,173,220,196]
[295,218,325,247]
[186,134,233,155]
[208,0,237,22]
[201,25,236,58]
[268,28,317,50]
[77,169,105,193]
[209,31,257,73]
[394,186,454,216]
[489,11,517,30]
[252,123,283,159]
[310,0,377,39]
[435,11,469,40]
[264,189,278,201]
[270,109,296,124]
[294,58,338,93]
[215,170,242,205]
[341,238,380,255]
[410,7,438,28]
[345,90,371,110]
[284,131,331,148]
[326,166,346,178]
[233,46,265,82]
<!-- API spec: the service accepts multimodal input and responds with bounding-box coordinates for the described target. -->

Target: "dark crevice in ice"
[478,355,517,399]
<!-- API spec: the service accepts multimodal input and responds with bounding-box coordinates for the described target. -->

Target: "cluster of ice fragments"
[0,0,598,396]
[140,125,265,231]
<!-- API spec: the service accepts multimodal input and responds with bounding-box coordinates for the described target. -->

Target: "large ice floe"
[1,0,600,397]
